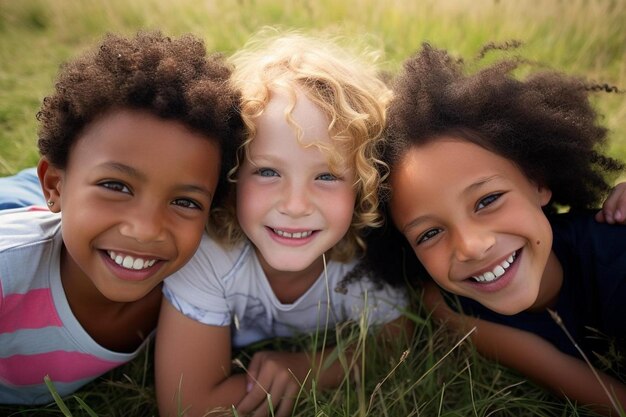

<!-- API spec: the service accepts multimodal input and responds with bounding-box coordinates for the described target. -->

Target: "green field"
[0,0,624,416]
[1,0,625,177]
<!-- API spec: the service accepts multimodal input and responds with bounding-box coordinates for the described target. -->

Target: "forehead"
[390,138,530,202]
[254,89,332,147]
[69,109,221,175]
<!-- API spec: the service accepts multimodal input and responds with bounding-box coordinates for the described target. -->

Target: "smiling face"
[389,137,562,315]
[41,109,221,303]
[236,90,356,283]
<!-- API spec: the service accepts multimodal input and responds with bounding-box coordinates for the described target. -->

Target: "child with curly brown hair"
[0,31,243,405]
[367,43,626,415]
[155,32,410,417]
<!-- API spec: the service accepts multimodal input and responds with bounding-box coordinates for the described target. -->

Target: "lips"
[470,250,518,283]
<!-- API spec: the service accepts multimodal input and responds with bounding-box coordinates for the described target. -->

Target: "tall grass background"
[0,0,624,416]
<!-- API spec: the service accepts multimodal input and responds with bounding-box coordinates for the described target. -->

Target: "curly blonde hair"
[210,30,392,262]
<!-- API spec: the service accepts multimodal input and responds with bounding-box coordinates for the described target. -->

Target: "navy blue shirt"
[447,211,625,368]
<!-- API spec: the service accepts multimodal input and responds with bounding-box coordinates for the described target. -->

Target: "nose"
[119,204,167,243]
[452,223,495,262]
[277,181,313,218]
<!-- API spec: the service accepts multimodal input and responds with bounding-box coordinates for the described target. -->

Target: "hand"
[236,351,310,417]
[595,181,626,224]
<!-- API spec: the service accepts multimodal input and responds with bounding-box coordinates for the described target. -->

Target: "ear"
[37,158,63,213]
[537,185,552,207]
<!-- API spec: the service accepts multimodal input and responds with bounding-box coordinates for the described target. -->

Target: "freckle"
[536,240,541,245]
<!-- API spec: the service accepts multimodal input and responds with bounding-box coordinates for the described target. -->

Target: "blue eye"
[99,181,131,194]
[416,228,441,245]
[476,193,503,210]
[172,198,201,210]
[256,168,279,177]
[316,173,338,181]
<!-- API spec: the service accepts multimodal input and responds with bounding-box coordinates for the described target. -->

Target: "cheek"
[175,227,205,263]
[532,215,553,259]
[415,249,449,284]
[334,188,357,228]
[236,183,264,225]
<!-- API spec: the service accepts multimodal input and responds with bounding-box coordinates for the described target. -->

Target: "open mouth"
[271,228,314,239]
[470,250,518,283]
[106,250,158,270]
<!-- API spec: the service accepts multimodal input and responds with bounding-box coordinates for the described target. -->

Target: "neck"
[529,250,563,312]
[60,245,123,311]
[256,251,326,304]
[59,245,161,352]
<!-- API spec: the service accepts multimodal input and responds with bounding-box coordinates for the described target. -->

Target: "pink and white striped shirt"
[0,208,147,405]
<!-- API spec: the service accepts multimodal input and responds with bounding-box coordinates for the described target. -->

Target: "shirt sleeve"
[341,277,409,327]
[162,235,232,327]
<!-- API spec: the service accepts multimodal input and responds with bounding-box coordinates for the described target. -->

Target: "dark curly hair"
[384,43,623,209]
[36,31,244,208]
[363,42,624,286]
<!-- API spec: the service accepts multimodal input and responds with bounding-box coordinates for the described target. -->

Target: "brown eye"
[416,228,441,245]
[99,181,131,194]
[172,198,202,210]
[476,193,503,210]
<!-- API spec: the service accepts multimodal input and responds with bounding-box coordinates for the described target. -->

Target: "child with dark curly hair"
[368,44,626,414]
[0,31,243,405]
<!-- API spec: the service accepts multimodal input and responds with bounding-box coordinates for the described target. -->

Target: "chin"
[487,299,530,316]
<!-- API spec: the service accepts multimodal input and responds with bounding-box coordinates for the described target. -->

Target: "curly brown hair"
[362,42,624,287]
[384,43,623,210]
[36,31,243,208]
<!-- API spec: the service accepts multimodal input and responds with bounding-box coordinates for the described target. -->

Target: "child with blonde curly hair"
[155,31,409,417]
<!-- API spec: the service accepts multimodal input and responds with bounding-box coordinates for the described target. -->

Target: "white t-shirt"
[163,234,407,348]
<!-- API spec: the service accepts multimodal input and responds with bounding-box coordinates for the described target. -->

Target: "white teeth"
[273,229,313,239]
[472,251,517,283]
[108,251,157,270]
[493,265,505,278]
[123,256,134,268]
[483,271,496,281]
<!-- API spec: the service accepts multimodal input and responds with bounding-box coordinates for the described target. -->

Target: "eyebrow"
[399,175,502,234]
[102,162,144,179]
[99,162,213,199]
[463,175,501,195]
[248,152,338,170]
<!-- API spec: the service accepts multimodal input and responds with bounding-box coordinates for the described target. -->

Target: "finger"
[275,396,295,417]
[249,374,284,417]
[245,353,265,393]
[600,183,626,224]
[251,371,290,417]
[595,209,607,223]
[249,388,272,417]
[275,383,299,417]
[603,203,616,224]
[237,384,268,415]
[612,191,626,223]
[265,376,287,417]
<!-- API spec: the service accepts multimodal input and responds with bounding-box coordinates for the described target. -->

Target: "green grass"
[0,0,625,415]
[1,299,617,417]
[0,0,625,176]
